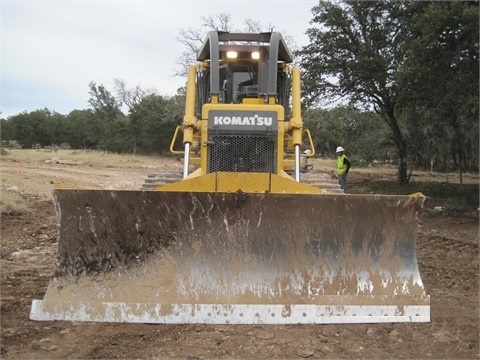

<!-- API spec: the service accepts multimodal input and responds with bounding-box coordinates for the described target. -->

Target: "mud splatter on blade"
[30,190,430,324]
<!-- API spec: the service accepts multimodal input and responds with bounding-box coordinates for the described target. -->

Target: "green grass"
[361,181,479,214]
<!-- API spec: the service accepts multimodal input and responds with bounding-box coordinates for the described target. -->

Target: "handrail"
[169,126,184,154]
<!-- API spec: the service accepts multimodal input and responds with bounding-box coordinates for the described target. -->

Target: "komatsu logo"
[213,115,273,126]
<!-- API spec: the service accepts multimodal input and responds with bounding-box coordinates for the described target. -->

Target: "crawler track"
[141,170,344,193]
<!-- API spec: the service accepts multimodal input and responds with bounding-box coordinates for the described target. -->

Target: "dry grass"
[3,149,181,170]
[0,190,32,215]
[2,149,478,185]
[309,157,478,185]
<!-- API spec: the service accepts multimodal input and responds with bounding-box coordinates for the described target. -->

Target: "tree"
[87,81,126,151]
[88,81,122,116]
[0,117,18,142]
[128,93,184,154]
[8,110,45,147]
[304,106,390,163]
[175,13,232,77]
[113,78,154,112]
[398,1,479,177]
[298,1,412,183]
[65,109,94,149]
[38,110,68,146]
[2,112,32,147]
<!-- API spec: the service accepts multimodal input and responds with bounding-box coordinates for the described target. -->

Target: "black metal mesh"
[208,135,276,173]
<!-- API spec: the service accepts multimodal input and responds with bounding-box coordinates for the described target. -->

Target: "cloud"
[1,0,316,118]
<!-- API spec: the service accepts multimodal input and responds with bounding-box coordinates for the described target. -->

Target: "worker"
[335,146,351,193]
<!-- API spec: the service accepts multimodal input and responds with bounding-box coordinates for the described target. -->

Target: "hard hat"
[336,146,345,153]
[304,149,312,154]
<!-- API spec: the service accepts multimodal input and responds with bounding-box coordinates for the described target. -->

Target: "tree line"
[298,0,478,183]
[1,82,185,155]
[2,93,476,175]
[1,1,478,182]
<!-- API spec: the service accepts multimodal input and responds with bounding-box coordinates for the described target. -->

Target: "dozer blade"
[30,190,429,324]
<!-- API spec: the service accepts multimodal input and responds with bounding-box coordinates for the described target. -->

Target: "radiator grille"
[208,135,276,173]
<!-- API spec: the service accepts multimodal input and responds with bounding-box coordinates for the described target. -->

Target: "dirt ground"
[1,149,478,359]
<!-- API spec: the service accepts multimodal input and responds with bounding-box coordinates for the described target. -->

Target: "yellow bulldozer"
[30,31,430,324]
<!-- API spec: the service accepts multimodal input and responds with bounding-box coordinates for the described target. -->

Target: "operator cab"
[196,32,293,113]
[220,62,261,104]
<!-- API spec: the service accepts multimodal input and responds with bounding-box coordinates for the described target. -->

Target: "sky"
[1,0,318,119]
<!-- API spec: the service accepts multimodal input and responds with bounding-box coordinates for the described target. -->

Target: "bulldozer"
[30,31,430,324]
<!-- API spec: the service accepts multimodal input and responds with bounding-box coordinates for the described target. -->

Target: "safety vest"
[337,154,348,175]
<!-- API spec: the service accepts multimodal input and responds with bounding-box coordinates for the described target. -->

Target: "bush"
[0,190,32,215]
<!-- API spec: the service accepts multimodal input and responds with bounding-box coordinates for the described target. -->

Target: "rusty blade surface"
[32,190,429,323]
